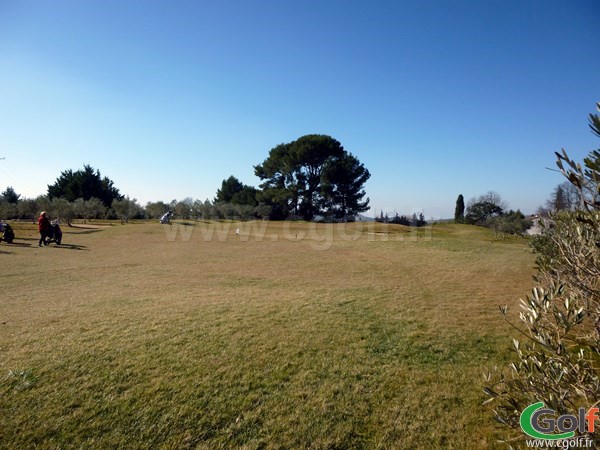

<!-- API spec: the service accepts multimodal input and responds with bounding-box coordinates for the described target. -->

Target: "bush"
[487,210,531,237]
[483,144,600,445]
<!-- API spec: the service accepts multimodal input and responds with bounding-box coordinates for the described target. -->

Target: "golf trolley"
[159,211,173,224]
[0,223,14,244]
[45,220,62,245]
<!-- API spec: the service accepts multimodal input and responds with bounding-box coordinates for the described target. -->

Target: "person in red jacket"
[38,211,52,246]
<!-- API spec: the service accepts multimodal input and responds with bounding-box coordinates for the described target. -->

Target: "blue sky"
[0,0,598,218]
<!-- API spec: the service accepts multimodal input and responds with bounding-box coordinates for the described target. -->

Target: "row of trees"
[0,193,277,224]
[0,165,132,224]
[145,198,272,221]
[0,194,143,224]
[1,135,371,223]
[375,211,428,227]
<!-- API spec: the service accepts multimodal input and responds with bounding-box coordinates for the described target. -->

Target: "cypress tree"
[454,194,465,223]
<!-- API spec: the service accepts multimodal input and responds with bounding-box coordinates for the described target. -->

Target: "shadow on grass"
[48,244,89,251]
[63,229,102,235]
[1,237,89,250]
[69,224,113,229]
[2,242,33,248]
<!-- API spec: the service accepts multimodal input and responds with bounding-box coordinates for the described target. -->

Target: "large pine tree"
[254,135,370,220]
[321,153,370,220]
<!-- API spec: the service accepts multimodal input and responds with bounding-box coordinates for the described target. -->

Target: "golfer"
[38,211,52,246]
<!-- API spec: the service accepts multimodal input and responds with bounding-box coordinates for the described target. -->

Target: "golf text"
[520,402,598,440]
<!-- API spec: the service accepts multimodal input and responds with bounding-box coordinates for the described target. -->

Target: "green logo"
[520,402,598,440]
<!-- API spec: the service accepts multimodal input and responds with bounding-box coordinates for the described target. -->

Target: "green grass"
[0,221,534,448]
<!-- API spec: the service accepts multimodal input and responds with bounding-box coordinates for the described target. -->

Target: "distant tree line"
[453,191,531,236]
[0,189,276,224]
[1,134,372,224]
[375,211,428,227]
[145,198,273,221]
[451,177,589,237]
[0,182,274,224]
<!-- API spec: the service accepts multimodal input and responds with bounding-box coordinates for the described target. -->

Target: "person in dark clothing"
[38,211,52,246]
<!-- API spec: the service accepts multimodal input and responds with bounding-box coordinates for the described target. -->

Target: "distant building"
[526,215,554,236]
[525,215,540,235]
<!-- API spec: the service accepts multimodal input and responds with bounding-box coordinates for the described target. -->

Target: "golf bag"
[0,223,14,244]
[47,220,62,245]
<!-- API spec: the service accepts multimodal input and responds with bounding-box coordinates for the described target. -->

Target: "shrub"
[483,142,600,445]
